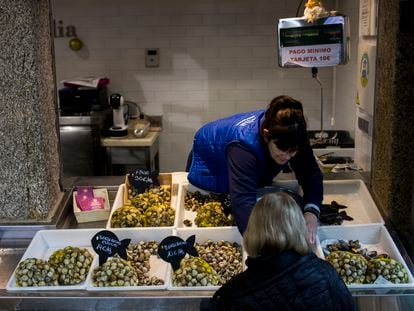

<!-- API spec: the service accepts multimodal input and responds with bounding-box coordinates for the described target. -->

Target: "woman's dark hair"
[260,95,308,152]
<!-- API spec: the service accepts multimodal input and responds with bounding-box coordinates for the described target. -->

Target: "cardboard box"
[73,188,111,223]
[123,173,172,206]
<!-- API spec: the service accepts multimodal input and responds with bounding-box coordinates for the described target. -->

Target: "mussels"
[320,200,354,225]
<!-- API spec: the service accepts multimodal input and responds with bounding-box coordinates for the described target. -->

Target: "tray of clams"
[169,227,246,290]
[318,224,414,289]
[6,229,96,291]
[176,183,235,228]
[107,182,178,229]
[87,228,172,291]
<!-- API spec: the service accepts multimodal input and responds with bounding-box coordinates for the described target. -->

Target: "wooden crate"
[73,188,111,223]
[123,173,173,206]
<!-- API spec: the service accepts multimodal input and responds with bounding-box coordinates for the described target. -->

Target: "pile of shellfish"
[173,240,243,287]
[184,191,234,227]
[14,246,93,287]
[92,240,165,287]
[324,239,409,285]
[112,185,175,228]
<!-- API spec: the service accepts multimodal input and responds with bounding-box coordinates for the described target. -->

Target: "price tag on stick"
[128,169,160,194]
[91,230,131,266]
[158,235,198,270]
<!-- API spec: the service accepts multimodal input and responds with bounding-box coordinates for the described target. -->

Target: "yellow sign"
[359,52,369,88]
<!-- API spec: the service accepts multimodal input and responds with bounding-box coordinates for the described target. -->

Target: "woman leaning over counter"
[187,95,323,243]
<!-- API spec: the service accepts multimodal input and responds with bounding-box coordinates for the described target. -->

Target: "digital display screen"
[280,24,343,47]
[277,16,349,67]
[147,50,158,55]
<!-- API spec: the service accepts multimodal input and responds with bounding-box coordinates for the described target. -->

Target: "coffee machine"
[108,93,128,137]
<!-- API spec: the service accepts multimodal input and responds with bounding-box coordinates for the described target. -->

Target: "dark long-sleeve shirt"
[226,140,323,234]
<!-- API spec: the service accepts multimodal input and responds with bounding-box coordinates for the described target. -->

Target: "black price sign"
[128,168,160,194]
[218,193,232,216]
[91,230,131,266]
[158,235,198,270]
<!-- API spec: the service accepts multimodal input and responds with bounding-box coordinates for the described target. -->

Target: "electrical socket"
[145,48,159,67]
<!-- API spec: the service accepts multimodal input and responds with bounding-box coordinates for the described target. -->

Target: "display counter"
[1,173,414,310]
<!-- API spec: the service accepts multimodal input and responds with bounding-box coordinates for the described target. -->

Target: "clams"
[48,246,93,285]
[173,256,219,287]
[92,257,138,287]
[196,240,243,285]
[111,205,144,228]
[113,185,175,228]
[125,241,165,286]
[326,251,368,284]
[15,258,58,287]
[365,258,409,284]
[194,202,234,227]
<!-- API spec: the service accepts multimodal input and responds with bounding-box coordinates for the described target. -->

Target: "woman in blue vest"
[187,95,323,243]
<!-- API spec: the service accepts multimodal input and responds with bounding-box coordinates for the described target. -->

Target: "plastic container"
[123,173,172,206]
[107,184,178,229]
[176,182,236,229]
[321,180,384,226]
[169,227,245,291]
[6,229,97,291]
[318,224,414,289]
[87,228,172,291]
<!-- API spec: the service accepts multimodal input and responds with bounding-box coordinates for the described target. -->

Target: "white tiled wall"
[335,0,360,134]
[52,0,358,172]
[352,0,377,172]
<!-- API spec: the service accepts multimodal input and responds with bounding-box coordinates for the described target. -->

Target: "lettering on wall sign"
[282,44,339,67]
[53,19,77,38]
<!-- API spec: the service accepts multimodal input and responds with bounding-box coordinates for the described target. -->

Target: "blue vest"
[188,110,265,193]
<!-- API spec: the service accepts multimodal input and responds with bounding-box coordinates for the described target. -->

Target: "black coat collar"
[246,250,315,275]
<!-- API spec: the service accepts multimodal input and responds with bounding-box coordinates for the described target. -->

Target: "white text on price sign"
[281,44,341,67]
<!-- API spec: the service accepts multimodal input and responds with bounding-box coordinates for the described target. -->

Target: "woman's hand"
[304,212,318,244]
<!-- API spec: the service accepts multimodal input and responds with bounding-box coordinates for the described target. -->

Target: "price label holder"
[158,235,198,270]
[277,16,350,68]
[91,230,131,266]
[218,193,232,216]
[128,168,160,194]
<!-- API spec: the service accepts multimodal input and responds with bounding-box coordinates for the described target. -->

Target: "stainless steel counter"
[59,110,111,183]
[1,173,414,310]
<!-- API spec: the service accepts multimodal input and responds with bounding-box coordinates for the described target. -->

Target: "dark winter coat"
[202,251,357,311]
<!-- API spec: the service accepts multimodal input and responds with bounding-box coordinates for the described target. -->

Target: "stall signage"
[278,16,349,68]
[158,235,198,270]
[280,44,341,67]
[128,168,159,194]
[218,193,232,216]
[91,230,130,266]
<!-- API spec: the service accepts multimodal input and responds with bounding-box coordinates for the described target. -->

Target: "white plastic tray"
[321,180,384,226]
[176,183,236,229]
[6,229,97,291]
[168,227,245,291]
[178,179,382,228]
[317,224,414,289]
[87,228,173,291]
[106,184,179,229]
